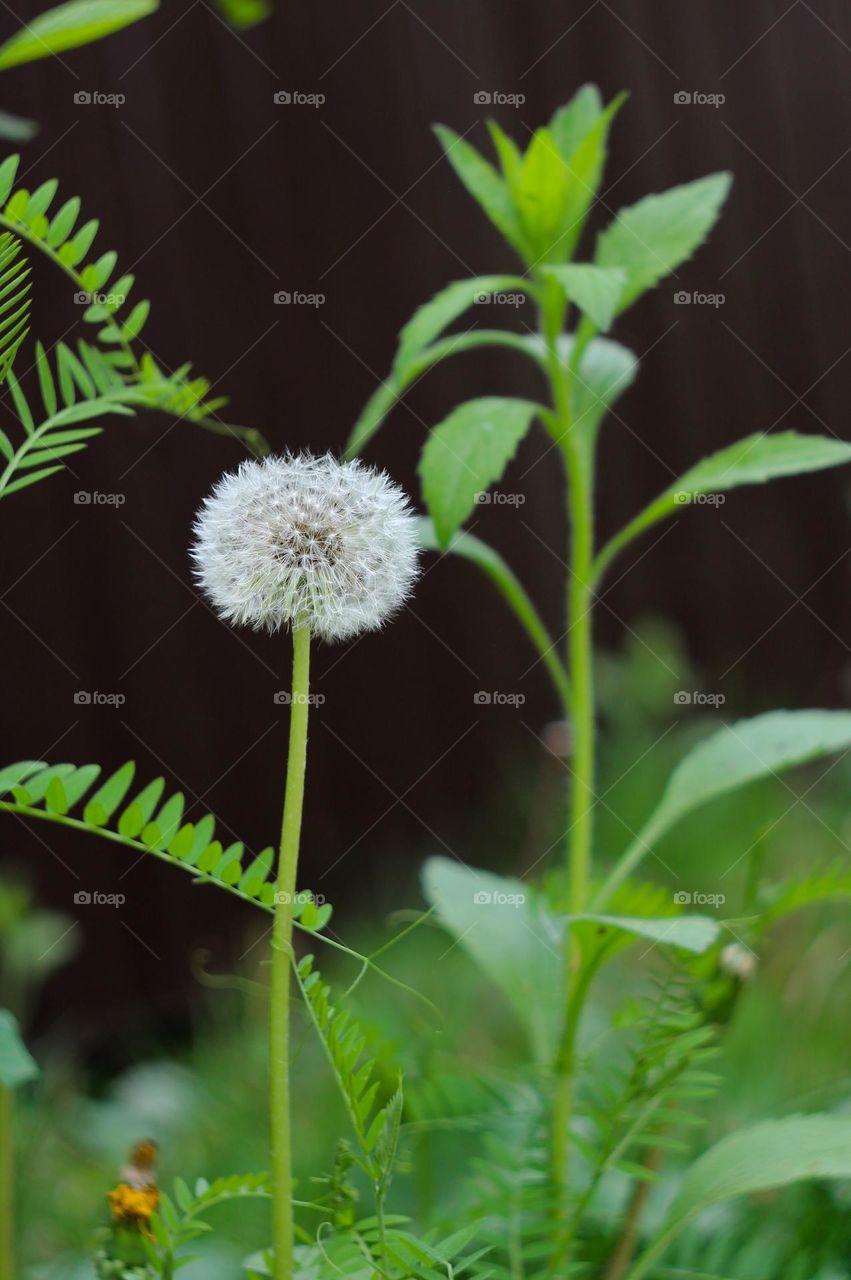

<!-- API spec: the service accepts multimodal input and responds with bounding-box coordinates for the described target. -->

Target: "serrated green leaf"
[419,396,540,545]
[597,172,732,311]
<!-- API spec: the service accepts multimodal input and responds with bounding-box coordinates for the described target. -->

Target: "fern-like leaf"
[296,953,402,1194]
[0,759,332,935]
[0,232,29,386]
[0,153,268,461]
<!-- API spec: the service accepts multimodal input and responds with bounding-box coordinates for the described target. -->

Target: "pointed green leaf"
[633,1115,851,1279]
[434,125,529,261]
[419,396,540,545]
[600,710,851,903]
[543,263,627,331]
[84,761,135,825]
[596,172,732,311]
[597,432,851,578]
[0,0,159,71]
[422,857,562,1060]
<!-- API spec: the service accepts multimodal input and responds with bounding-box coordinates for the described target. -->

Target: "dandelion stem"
[270,623,311,1280]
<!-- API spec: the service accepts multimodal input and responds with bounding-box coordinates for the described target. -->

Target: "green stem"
[270,624,312,1280]
[564,440,596,915]
[416,518,571,714]
[540,278,598,1242]
[0,1086,12,1280]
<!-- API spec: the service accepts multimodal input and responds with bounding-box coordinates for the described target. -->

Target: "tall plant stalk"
[270,623,312,1280]
[0,1085,12,1280]
[540,280,599,1203]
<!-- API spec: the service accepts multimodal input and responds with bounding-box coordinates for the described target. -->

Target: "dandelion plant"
[192,452,419,1278]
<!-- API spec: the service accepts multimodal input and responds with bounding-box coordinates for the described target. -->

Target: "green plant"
[0,1010,38,1280]
[5,85,851,1280]
[0,151,269,500]
[345,85,851,1275]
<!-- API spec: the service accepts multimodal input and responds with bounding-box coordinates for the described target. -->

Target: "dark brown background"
[1,0,850,1047]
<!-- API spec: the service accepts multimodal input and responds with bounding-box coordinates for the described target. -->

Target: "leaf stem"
[270,623,311,1280]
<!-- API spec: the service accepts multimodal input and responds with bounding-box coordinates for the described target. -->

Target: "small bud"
[720,941,757,982]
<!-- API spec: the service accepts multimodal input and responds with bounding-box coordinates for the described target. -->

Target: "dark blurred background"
[1,0,850,1049]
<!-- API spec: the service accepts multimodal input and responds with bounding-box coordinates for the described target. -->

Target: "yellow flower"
[107,1182,160,1238]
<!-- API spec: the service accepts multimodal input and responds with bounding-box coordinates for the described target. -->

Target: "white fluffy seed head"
[191,453,420,642]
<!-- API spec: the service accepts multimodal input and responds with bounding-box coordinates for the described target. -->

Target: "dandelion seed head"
[191,453,420,642]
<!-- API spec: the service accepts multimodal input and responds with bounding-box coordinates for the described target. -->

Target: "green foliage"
[0,1008,37,1087]
[419,397,543,545]
[459,1090,562,1280]
[295,955,402,1195]
[422,858,563,1061]
[0,233,29,386]
[143,1173,271,1274]
[577,976,720,1201]
[0,759,329,936]
[435,88,623,268]
[0,152,267,497]
[0,0,159,71]
[542,262,627,331]
[0,339,158,499]
[211,0,272,29]
[595,173,732,312]
[422,859,722,1063]
[758,860,851,929]
[247,1219,484,1280]
[598,710,851,902]
[0,874,80,1021]
[630,1115,851,1279]
[596,431,851,579]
